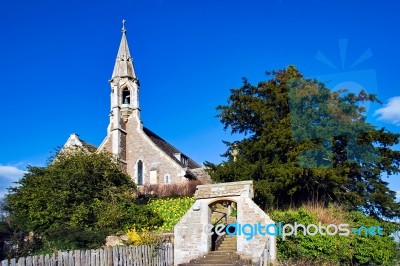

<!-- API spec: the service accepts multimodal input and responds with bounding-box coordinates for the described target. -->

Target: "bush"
[43,226,110,252]
[270,206,398,266]
[3,150,160,254]
[121,204,163,231]
[125,228,163,246]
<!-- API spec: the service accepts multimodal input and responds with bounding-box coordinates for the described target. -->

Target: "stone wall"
[174,201,207,265]
[238,197,276,262]
[125,113,186,185]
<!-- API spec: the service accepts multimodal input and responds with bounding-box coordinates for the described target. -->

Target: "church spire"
[111,20,136,80]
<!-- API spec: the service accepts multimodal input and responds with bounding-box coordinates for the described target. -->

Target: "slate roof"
[80,140,98,152]
[143,127,201,169]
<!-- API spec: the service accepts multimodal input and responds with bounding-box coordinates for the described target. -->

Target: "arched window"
[137,160,143,185]
[164,173,171,184]
[122,88,130,105]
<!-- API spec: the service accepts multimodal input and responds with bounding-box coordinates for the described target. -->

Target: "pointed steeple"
[111,20,136,80]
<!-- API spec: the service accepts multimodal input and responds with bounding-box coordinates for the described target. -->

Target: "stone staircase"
[178,236,253,266]
[216,235,237,251]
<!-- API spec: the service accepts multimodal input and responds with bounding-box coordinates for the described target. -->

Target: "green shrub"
[42,226,110,252]
[121,203,164,231]
[270,206,398,266]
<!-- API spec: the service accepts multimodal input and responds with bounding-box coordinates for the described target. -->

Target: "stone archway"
[174,180,276,266]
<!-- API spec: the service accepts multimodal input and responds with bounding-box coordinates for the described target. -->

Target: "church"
[63,22,209,186]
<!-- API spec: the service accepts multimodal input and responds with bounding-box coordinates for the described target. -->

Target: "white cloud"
[0,189,8,200]
[0,165,26,182]
[0,165,26,200]
[374,97,400,125]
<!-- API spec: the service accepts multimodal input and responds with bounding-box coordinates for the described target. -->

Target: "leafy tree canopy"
[207,66,400,219]
[4,150,162,253]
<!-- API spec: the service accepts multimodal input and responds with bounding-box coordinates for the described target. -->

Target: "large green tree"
[4,150,162,254]
[208,66,400,219]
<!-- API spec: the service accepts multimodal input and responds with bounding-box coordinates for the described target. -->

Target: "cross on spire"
[122,19,126,33]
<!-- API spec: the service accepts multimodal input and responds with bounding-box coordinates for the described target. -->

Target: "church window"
[137,160,143,185]
[122,88,130,105]
[164,173,171,184]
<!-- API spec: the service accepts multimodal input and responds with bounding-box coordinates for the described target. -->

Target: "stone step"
[184,259,252,265]
[218,247,237,251]
[219,243,236,247]
[204,251,238,255]
[218,248,237,250]
[221,237,236,242]
[220,242,236,246]
[220,236,236,240]
[219,244,236,248]
[219,240,236,244]
[219,241,236,245]
[200,254,240,260]
[178,262,247,266]
[208,251,238,255]
[216,236,237,252]
[190,259,241,264]
[178,263,235,266]
[218,242,236,247]
[178,251,252,266]
[194,256,240,262]
[218,244,236,248]
[197,253,239,260]
[180,260,252,266]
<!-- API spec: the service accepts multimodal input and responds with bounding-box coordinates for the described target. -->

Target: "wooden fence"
[1,243,173,266]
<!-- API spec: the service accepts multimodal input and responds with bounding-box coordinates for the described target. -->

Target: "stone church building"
[63,23,208,186]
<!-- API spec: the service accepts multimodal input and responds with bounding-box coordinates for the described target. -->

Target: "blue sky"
[1,0,400,199]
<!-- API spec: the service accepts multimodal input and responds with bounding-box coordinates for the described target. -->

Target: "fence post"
[132,246,138,266]
[170,242,174,266]
[107,247,113,266]
[17,257,25,266]
[39,255,44,266]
